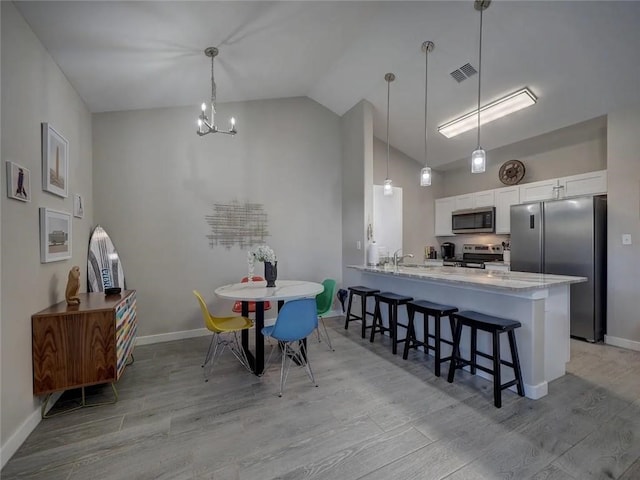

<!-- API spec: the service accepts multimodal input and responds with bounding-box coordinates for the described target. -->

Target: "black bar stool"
[369,292,413,354]
[447,310,525,408]
[344,286,380,338]
[402,300,458,377]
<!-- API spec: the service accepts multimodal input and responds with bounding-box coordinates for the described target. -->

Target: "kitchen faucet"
[393,249,414,266]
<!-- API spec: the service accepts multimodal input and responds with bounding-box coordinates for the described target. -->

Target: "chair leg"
[370,299,382,343]
[277,341,317,397]
[493,331,502,408]
[434,314,442,377]
[299,340,317,387]
[344,292,354,330]
[229,331,253,372]
[447,321,463,383]
[508,330,525,397]
[201,332,216,368]
[203,336,226,382]
[318,317,335,351]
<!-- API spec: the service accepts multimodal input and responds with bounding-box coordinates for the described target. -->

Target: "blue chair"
[315,279,337,351]
[262,298,319,396]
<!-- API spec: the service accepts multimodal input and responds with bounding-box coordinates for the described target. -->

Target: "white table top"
[215,279,323,301]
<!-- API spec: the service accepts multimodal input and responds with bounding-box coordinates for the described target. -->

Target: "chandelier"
[197,47,237,137]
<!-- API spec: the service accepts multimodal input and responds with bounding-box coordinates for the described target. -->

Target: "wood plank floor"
[3,317,640,480]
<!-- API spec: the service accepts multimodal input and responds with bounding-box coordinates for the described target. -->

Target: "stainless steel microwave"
[451,207,496,234]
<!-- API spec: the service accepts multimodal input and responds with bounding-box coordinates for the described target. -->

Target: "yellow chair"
[193,290,254,381]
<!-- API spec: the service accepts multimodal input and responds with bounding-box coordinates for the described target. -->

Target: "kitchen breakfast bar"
[348,265,587,400]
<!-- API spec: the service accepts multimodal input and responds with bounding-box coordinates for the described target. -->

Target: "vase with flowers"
[249,245,277,287]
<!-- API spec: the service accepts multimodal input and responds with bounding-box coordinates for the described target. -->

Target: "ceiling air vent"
[450,63,477,83]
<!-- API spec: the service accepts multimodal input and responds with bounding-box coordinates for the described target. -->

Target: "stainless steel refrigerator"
[510,195,606,342]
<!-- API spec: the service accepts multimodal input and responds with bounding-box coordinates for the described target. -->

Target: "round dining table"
[215,279,324,375]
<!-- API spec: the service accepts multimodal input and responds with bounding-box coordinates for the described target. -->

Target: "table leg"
[241,301,256,372]
[255,301,265,375]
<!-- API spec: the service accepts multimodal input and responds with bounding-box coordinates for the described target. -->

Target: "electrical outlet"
[622,234,632,245]
[356,240,361,250]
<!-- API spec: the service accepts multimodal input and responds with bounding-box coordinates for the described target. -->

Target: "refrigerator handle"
[529,215,535,229]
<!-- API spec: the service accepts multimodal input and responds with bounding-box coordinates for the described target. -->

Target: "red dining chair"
[232,276,273,313]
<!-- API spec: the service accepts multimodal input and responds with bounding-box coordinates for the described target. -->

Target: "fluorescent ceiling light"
[438,87,537,139]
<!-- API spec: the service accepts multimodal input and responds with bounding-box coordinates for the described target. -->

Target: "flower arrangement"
[248,245,276,264]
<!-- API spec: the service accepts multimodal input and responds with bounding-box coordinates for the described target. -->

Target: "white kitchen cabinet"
[558,170,607,198]
[495,186,520,234]
[454,191,494,210]
[454,194,473,210]
[473,189,495,208]
[435,197,456,236]
[519,179,559,203]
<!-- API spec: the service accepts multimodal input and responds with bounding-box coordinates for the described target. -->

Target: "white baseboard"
[605,335,640,352]
[135,327,210,346]
[1,406,41,469]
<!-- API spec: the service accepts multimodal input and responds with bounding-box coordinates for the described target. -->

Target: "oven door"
[451,207,495,234]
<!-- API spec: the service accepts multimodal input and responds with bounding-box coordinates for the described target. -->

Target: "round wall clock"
[499,159,526,185]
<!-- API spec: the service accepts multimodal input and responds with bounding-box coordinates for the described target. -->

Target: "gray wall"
[372,138,442,260]
[341,100,373,287]
[607,104,640,348]
[439,116,607,196]
[1,1,93,460]
[92,97,343,337]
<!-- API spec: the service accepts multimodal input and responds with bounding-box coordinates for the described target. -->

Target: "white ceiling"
[14,1,640,169]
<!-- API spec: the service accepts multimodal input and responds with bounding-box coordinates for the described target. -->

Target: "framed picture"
[6,161,31,202]
[40,208,72,263]
[41,123,69,198]
[73,194,84,218]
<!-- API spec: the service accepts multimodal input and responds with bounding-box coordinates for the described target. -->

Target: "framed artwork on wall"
[42,123,69,198]
[6,161,31,202]
[73,194,84,218]
[40,208,72,263]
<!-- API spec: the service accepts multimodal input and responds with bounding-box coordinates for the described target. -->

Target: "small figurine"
[65,266,81,305]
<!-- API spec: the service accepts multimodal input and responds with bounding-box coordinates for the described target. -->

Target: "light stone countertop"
[348,264,587,292]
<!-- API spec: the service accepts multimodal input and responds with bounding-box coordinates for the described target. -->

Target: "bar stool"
[344,286,380,338]
[369,292,413,354]
[447,310,525,408]
[402,300,458,377]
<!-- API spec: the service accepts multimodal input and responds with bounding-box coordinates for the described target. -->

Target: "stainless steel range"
[442,243,503,269]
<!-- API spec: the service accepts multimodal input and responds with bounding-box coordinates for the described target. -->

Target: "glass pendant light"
[420,41,434,186]
[472,1,491,174]
[383,72,395,196]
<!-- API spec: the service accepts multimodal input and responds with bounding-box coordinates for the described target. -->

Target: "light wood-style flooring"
[3,317,640,480]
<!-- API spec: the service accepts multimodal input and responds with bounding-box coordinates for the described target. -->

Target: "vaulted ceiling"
[14,1,640,169]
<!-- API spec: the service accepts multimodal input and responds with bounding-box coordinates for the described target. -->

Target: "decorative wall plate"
[499,159,525,185]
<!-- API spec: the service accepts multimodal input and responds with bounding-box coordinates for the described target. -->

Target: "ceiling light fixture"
[471,0,490,174]
[437,87,537,139]
[420,41,434,187]
[197,47,237,137]
[383,72,395,196]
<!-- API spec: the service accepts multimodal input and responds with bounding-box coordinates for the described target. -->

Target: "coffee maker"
[441,242,455,260]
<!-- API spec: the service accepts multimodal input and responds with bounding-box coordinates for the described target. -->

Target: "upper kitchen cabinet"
[473,190,495,208]
[519,178,559,203]
[455,190,495,210]
[495,186,520,234]
[559,170,607,198]
[435,197,456,236]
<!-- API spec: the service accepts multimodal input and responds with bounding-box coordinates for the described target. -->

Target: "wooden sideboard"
[32,290,137,396]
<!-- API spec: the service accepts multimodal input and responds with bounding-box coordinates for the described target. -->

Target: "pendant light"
[197,47,237,137]
[420,41,434,186]
[471,0,491,173]
[383,72,395,196]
